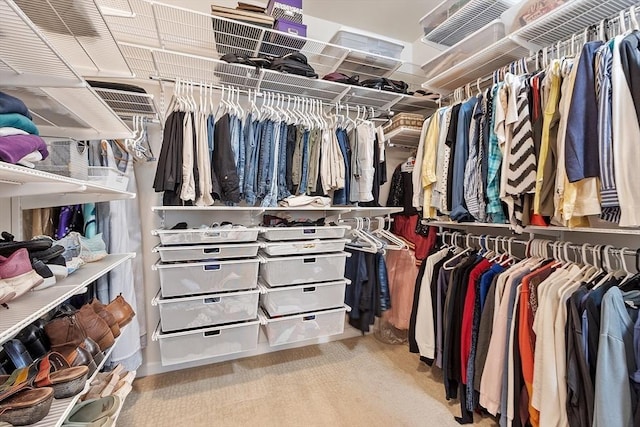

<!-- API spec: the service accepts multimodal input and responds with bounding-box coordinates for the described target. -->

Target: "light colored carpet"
[118,335,498,427]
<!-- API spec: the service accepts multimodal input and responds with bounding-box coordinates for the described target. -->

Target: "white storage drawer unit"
[259,280,347,316]
[156,289,260,332]
[260,307,347,346]
[260,226,348,241]
[155,258,259,297]
[260,239,348,256]
[259,252,349,287]
[154,227,260,246]
[155,320,260,365]
[154,242,260,262]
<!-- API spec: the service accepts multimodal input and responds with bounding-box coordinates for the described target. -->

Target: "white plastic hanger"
[346,217,378,253]
[372,216,406,250]
[443,232,473,270]
[630,6,640,31]
[593,245,616,289]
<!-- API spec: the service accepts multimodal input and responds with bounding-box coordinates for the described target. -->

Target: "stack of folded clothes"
[0,91,49,167]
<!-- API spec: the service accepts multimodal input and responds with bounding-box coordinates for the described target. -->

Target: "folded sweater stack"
[0,91,48,167]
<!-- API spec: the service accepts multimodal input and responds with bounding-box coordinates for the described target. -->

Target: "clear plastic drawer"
[259,307,347,346]
[154,242,260,262]
[154,258,259,297]
[260,239,348,256]
[154,320,259,366]
[260,226,349,241]
[153,227,260,246]
[259,252,349,287]
[155,289,259,332]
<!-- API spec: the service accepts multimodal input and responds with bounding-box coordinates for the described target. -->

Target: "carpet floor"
[118,335,498,427]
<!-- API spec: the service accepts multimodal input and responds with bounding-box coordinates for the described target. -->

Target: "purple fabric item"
[0,134,48,164]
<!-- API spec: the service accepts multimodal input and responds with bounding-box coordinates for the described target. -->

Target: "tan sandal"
[0,387,54,426]
[0,369,54,426]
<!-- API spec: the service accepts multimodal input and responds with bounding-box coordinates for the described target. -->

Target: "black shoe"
[16,324,50,360]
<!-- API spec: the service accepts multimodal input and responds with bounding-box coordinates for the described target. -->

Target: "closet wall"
[122,1,437,377]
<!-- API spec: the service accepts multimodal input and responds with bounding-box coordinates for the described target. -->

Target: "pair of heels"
[0,352,89,425]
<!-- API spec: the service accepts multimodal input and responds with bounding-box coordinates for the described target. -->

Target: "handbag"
[360,78,409,94]
[220,53,271,69]
[322,72,360,85]
[269,52,318,78]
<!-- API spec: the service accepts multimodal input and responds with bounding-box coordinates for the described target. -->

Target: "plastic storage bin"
[154,227,260,246]
[421,20,505,76]
[88,166,129,191]
[155,258,259,297]
[260,239,348,256]
[155,320,260,365]
[260,226,348,241]
[34,140,88,180]
[330,30,404,59]
[260,306,347,346]
[259,252,349,287]
[259,279,347,316]
[155,289,259,332]
[154,242,260,262]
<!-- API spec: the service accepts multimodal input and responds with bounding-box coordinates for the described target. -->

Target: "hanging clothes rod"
[150,75,388,117]
[439,230,639,258]
[443,4,640,101]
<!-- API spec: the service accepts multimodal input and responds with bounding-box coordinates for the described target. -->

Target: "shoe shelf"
[99,0,436,114]
[0,162,136,210]
[0,254,135,345]
[23,324,131,427]
[422,0,639,93]
[419,0,515,47]
[0,0,133,140]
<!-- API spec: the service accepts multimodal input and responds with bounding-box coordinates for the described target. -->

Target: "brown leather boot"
[44,315,86,349]
[105,295,135,328]
[89,299,121,339]
[75,305,115,351]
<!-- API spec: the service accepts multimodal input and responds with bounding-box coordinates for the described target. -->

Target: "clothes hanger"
[630,6,640,31]
[372,216,406,250]
[279,94,288,123]
[186,81,194,113]
[288,95,299,125]
[314,99,323,129]
[363,218,386,250]
[580,244,601,284]
[346,217,378,253]
[442,232,474,270]
[592,245,616,289]
[616,247,635,286]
